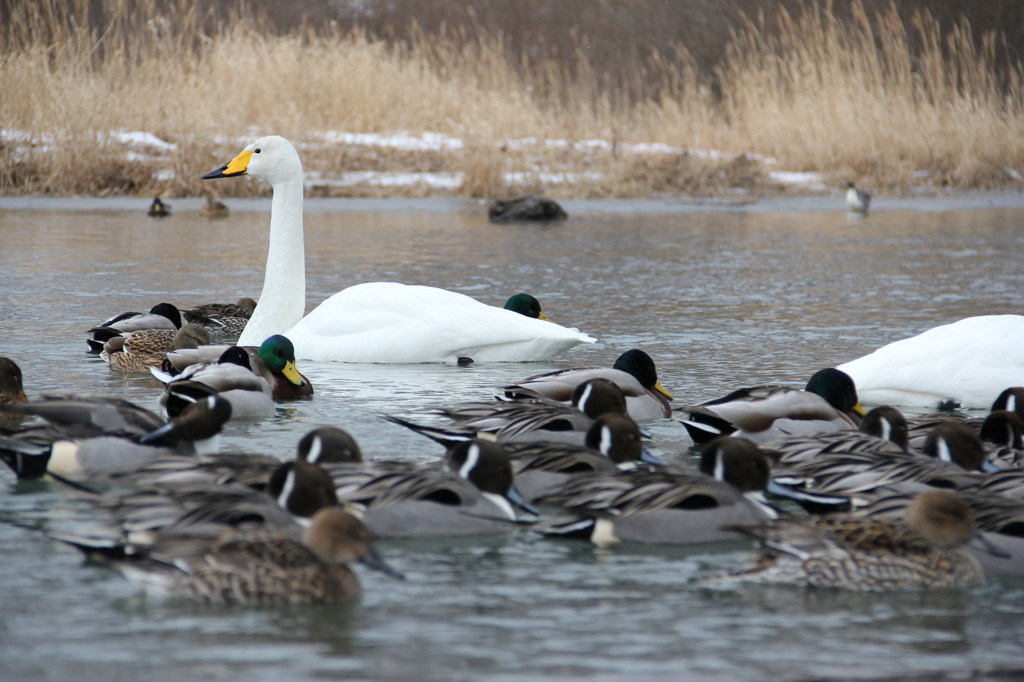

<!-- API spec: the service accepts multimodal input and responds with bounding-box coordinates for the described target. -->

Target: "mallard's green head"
[805,368,864,416]
[612,349,674,400]
[258,334,307,386]
[503,293,549,321]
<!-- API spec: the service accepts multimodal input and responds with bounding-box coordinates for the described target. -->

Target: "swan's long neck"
[237,176,306,346]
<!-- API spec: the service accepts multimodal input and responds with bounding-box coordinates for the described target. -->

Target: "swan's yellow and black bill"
[202,150,253,179]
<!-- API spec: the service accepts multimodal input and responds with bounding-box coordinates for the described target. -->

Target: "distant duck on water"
[200,197,229,219]
[148,197,171,217]
[845,181,871,215]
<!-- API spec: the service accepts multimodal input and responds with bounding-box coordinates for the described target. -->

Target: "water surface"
[1,194,1023,681]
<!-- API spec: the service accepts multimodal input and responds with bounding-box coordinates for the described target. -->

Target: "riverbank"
[2,1,1022,199]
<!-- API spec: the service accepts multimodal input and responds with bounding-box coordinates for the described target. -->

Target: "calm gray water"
[1,194,1023,681]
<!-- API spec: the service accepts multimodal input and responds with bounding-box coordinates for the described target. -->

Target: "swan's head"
[202,135,302,186]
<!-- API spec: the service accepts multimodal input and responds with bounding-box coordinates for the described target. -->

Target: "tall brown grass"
[0,0,1021,198]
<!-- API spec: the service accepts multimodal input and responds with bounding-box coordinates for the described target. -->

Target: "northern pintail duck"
[508,413,663,502]
[906,387,1024,452]
[765,405,911,467]
[161,334,312,400]
[199,196,229,219]
[390,378,629,447]
[53,506,402,605]
[838,316,1024,409]
[155,344,287,419]
[86,302,182,352]
[504,349,674,420]
[0,395,231,480]
[126,426,363,491]
[201,135,594,361]
[680,368,865,445]
[100,458,344,551]
[768,421,1004,516]
[0,357,27,406]
[533,437,799,546]
[100,323,210,372]
[979,410,1024,469]
[181,297,256,341]
[845,488,1021,578]
[704,491,996,591]
[328,439,536,538]
[147,196,171,217]
[845,181,871,215]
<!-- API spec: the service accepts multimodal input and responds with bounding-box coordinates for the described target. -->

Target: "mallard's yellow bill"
[654,380,674,401]
[282,361,307,387]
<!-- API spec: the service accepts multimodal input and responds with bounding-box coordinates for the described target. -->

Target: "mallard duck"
[181,297,256,340]
[201,136,595,362]
[86,302,182,352]
[704,491,997,591]
[679,368,865,445]
[845,181,871,214]
[199,196,229,219]
[161,334,312,401]
[101,323,209,372]
[147,196,171,217]
[49,506,401,605]
[838,316,1024,409]
[504,348,673,420]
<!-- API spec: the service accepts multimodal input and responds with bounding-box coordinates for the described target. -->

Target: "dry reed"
[0,0,1021,198]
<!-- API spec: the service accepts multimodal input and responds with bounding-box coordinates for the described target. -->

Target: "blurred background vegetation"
[1,0,1022,198]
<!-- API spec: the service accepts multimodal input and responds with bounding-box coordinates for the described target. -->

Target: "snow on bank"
[1,127,834,193]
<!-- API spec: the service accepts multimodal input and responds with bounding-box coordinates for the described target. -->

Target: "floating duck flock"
[2,135,1024,609]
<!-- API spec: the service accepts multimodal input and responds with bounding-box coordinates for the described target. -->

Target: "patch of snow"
[110,131,177,151]
[769,170,828,191]
[307,170,463,190]
[316,130,463,152]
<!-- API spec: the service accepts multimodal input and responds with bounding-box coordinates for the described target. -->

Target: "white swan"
[837,315,1024,409]
[202,136,595,363]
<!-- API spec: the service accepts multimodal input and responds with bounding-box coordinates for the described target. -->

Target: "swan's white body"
[838,315,1024,409]
[211,136,595,363]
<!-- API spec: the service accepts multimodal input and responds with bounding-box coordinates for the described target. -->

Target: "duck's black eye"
[254,148,261,154]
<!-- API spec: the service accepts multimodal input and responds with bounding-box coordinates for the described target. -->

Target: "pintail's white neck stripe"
[277,468,297,509]
[712,451,725,482]
[599,425,613,455]
[305,436,323,464]
[459,444,481,480]
[576,382,594,411]
[879,418,892,443]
